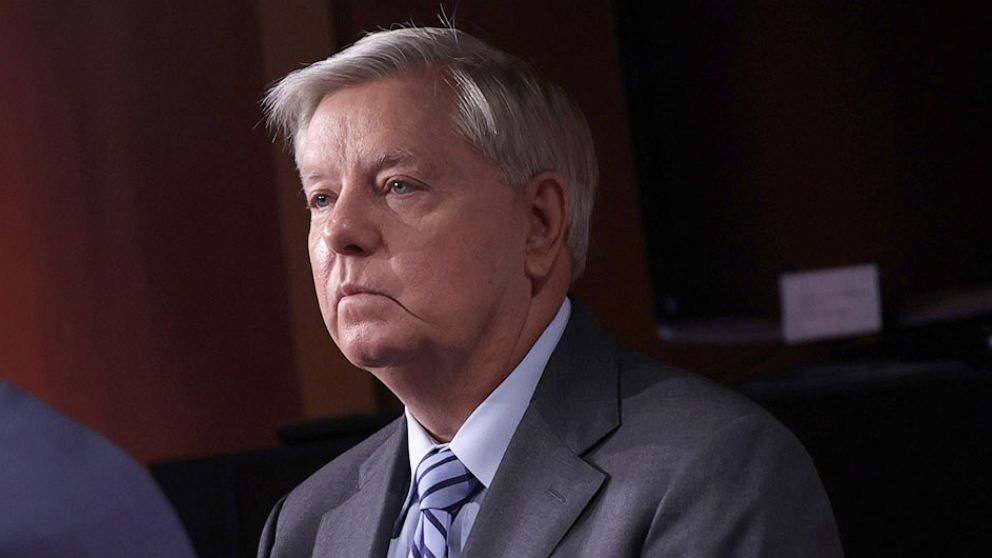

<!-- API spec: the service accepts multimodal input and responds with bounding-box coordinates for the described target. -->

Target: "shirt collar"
[404,298,572,488]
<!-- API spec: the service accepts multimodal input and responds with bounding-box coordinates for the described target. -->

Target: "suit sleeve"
[642,413,843,557]
[257,495,287,558]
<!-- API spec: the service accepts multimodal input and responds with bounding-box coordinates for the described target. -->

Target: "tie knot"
[414,447,480,513]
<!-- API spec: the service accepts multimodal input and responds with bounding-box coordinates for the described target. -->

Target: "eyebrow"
[374,149,415,170]
[375,149,440,181]
[299,170,324,184]
[298,148,435,186]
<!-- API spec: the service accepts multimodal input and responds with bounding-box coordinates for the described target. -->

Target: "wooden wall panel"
[1,1,304,463]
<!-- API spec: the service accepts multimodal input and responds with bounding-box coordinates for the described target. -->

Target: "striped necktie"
[408,447,481,558]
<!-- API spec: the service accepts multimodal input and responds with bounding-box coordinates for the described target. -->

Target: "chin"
[336,328,420,371]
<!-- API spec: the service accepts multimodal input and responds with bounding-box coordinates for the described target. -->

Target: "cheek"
[308,231,335,313]
[308,234,326,272]
[411,220,524,303]
[308,222,334,274]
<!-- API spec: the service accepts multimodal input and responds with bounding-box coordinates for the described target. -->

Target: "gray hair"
[263,26,598,279]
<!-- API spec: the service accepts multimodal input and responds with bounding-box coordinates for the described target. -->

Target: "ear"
[523,171,569,281]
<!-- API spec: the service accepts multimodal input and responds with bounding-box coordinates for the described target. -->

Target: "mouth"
[336,284,389,302]
[333,283,422,320]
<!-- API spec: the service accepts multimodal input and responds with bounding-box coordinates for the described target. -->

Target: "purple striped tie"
[408,447,480,558]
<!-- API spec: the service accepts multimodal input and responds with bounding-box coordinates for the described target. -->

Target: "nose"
[321,186,382,257]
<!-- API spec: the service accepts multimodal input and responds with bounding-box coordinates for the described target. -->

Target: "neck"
[383,294,566,442]
[372,252,573,442]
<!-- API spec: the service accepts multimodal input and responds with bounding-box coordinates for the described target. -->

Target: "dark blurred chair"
[740,359,992,557]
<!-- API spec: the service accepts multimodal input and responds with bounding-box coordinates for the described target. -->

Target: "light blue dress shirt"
[387,298,571,558]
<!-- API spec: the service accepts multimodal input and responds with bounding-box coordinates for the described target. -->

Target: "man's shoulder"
[552,302,793,457]
[604,349,814,482]
[284,416,403,511]
[614,349,779,442]
[265,416,403,552]
[560,351,842,556]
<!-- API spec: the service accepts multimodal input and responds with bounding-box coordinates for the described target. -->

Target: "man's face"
[296,77,532,372]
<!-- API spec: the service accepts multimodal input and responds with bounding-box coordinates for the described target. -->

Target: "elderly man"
[258,27,842,558]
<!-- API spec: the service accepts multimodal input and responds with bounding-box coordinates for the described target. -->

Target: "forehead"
[296,77,464,173]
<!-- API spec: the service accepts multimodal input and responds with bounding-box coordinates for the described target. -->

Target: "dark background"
[2,1,989,556]
[617,1,991,326]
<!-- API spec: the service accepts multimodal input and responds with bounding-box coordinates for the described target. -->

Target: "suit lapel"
[311,418,410,558]
[461,408,607,558]
[463,302,621,558]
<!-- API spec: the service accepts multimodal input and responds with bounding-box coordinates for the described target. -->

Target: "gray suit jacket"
[259,304,842,557]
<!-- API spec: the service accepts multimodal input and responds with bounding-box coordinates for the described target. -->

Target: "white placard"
[780,264,882,344]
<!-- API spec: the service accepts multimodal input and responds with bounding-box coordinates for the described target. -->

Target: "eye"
[309,193,331,209]
[388,179,412,195]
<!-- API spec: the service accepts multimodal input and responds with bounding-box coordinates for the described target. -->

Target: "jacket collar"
[310,416,410,558]
[461,301,621,557]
